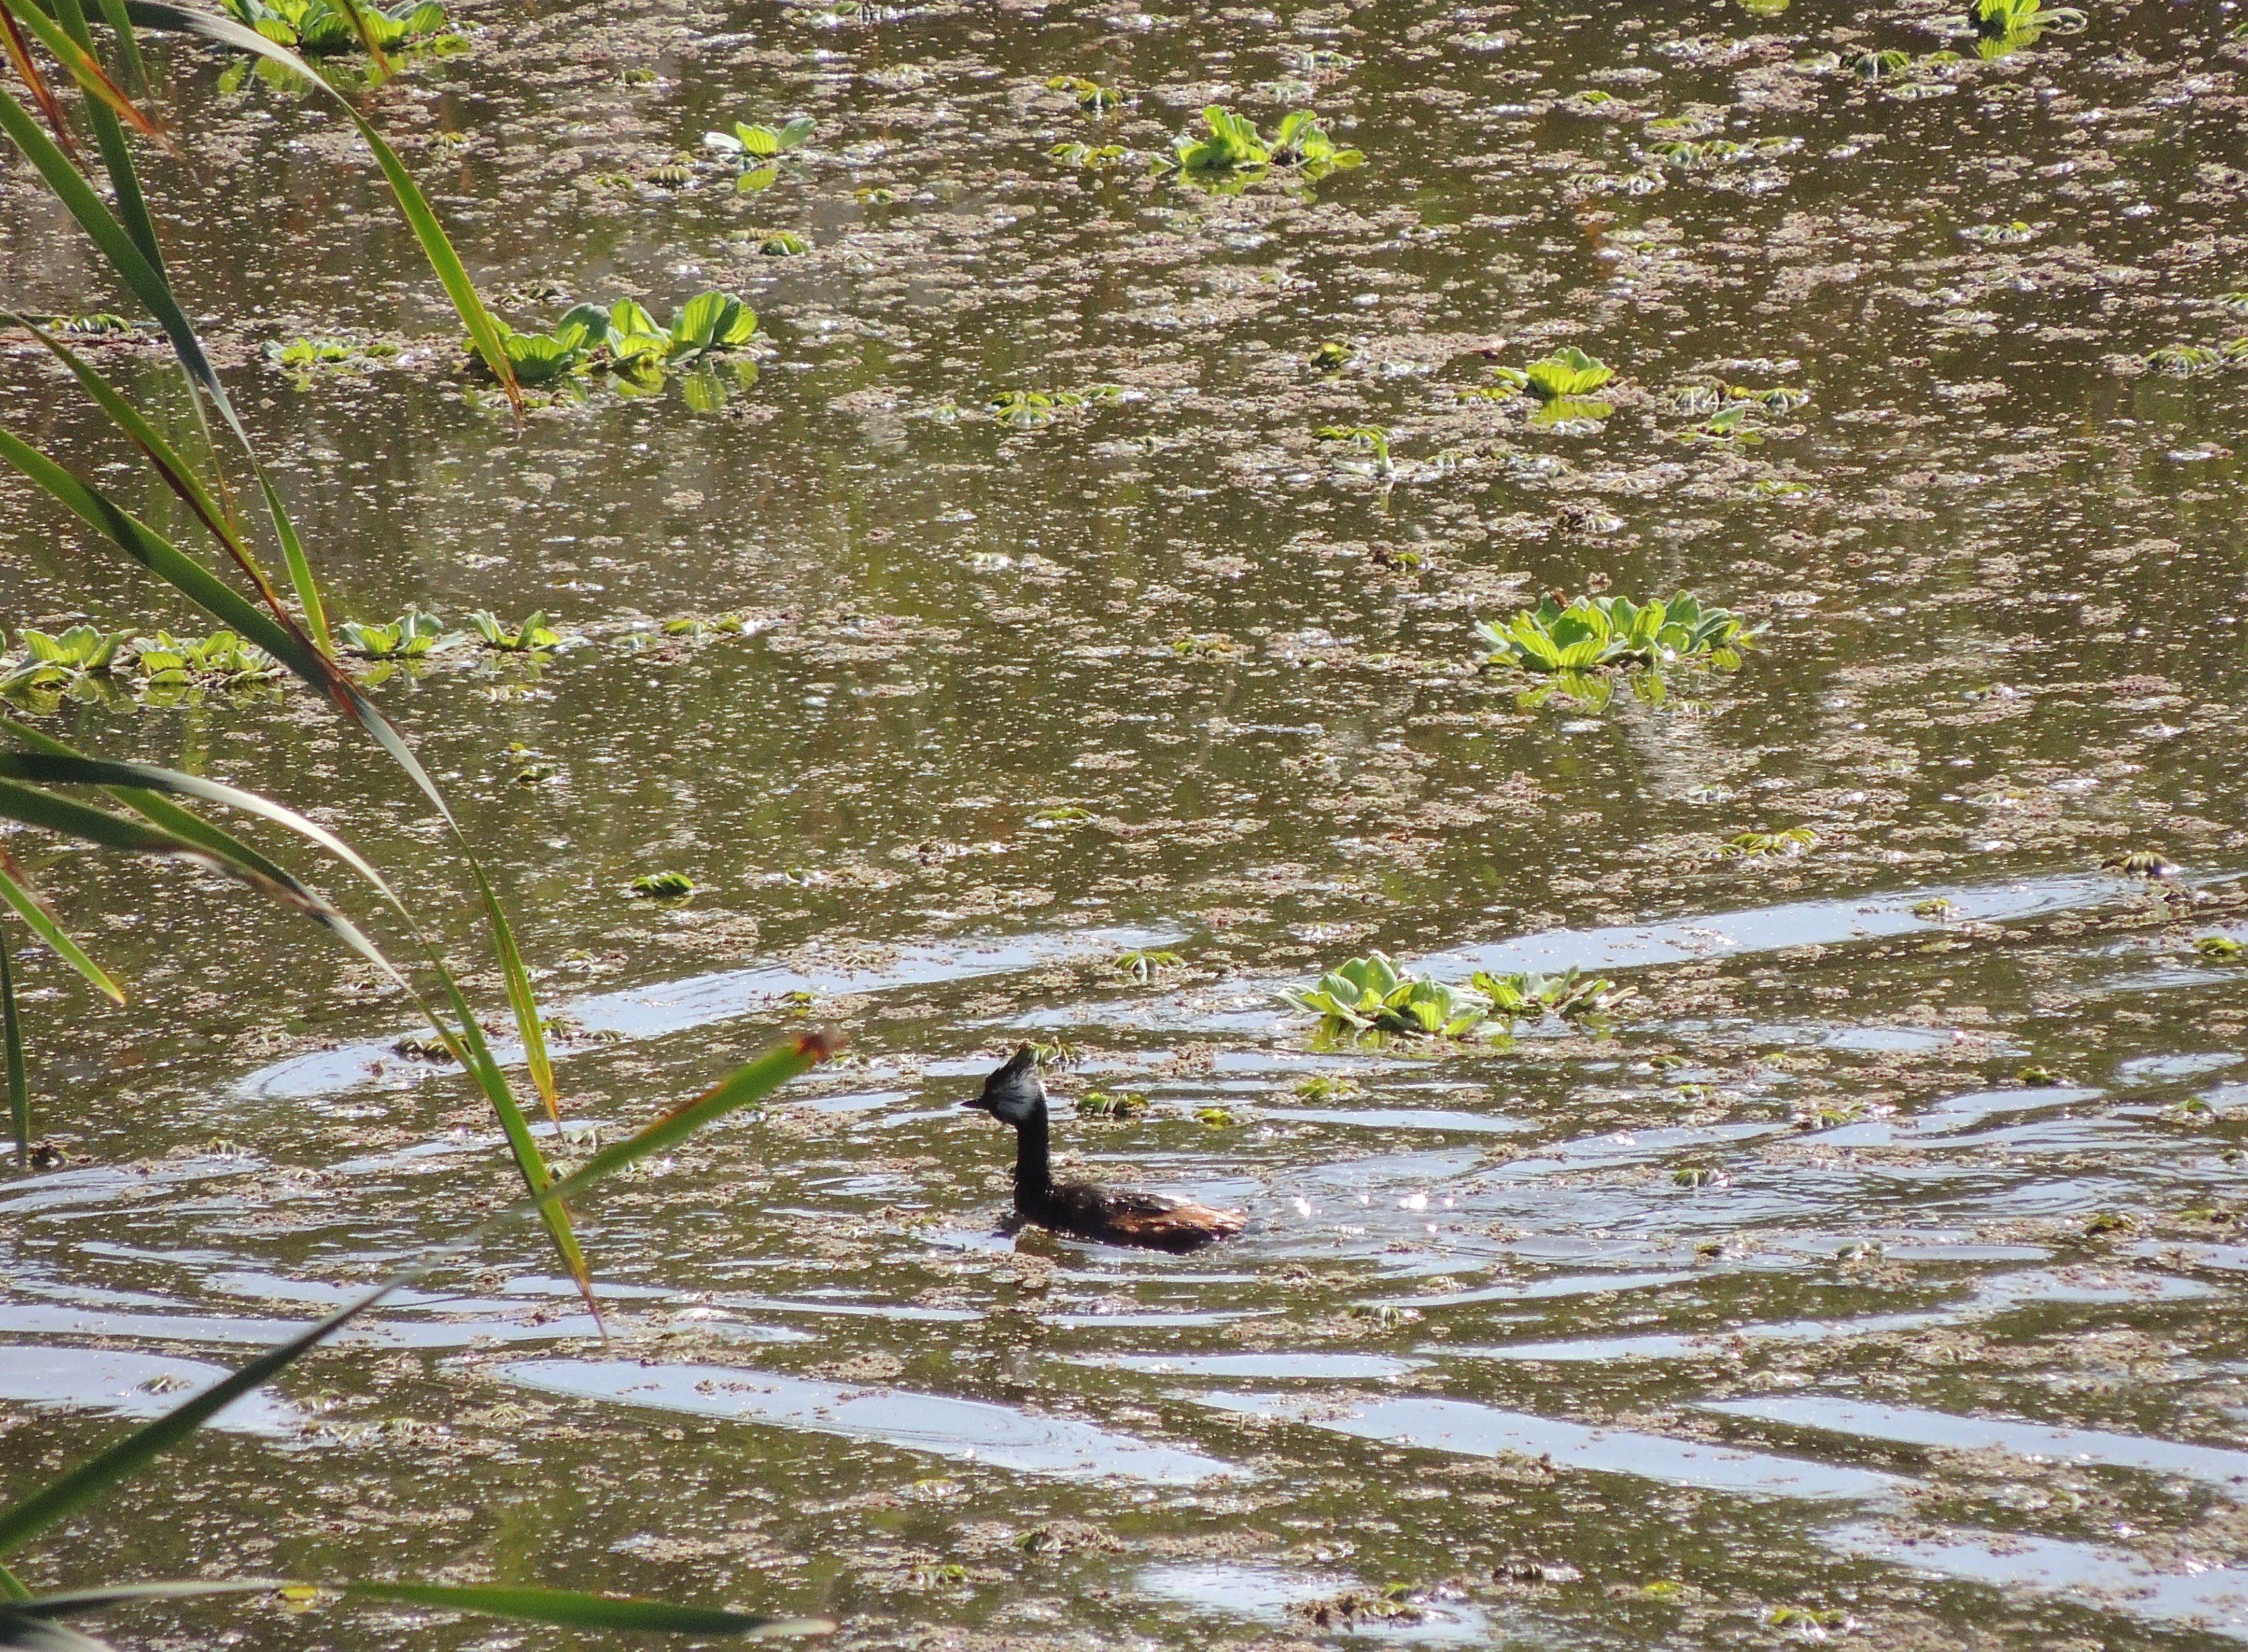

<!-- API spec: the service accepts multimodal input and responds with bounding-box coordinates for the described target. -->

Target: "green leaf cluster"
[1469,965,1634,1026]
[336,611,451,659]
[221,0,453,55]
[476,290,760,388]
[1045,74,1126,111]
[1491,345,1615,400]
[2,626,128,689]
[1160,105,1364,177]
[1281,952,1487,1039]
[991,384,1123,427]
[466,610,558,651]
[704,115,814,191]
[1476,593,1758,675]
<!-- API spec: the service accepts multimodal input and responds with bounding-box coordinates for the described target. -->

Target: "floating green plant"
[1309,340,1354,370]
[123,629,282,687]
[992,385,1123,428]
[704,115,814,190]
[1,626,127,690]
[1114,948,1182,981]
[1974,0,2086,37]
[1475,593,1758,675]
[629,870,697,899]
[221,0,455,54]
[1157,105,1362,178]
[2194,936,2245,961]
[1169,105,1269,171]
[1490,346,1614,401]
[1076,1090,1148,1120]
[336,611,449,659]
[269,335,398,381]
[1912,897,1958,921]
[1469,965,1634,1025]
[1045,74,1126,111]
[1294,1073,1364,1101]
[1715,828,1817,858]
[467,610,559,651]
[1315,424,1393,473]
[475,291,758,391]
[1853,48,1913,78]
[1282,953,1486,1039]
[1051,141,1130,167]
[2146,343,2223,376]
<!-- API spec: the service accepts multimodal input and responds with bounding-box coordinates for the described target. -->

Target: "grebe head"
[961,1045,1045,1127]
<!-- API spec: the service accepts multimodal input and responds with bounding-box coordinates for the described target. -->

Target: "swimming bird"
[960,1047,1246,1252]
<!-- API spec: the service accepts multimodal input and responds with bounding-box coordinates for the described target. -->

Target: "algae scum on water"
[3,0,2248,1645]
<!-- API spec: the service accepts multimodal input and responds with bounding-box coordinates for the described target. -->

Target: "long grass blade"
[0,855,122,1003]
[0,315,265,595]
[0,448,575,1278]
[0,1280,412,1557]
[78,0,140,90]
[0,1033,834,1559]
[122,0,521,414]
[1,919,26,1163]
[43,0,159,269]
[0,1,79,162]
[16,1578,827,1639]
[340,1583,828,1637]
[0,1611,114,1651]
[0,0,158,138]
[0,1556,23,1601]
[0,745,592,1297]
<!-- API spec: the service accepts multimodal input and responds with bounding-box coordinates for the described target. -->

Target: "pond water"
[2,0,2247,1645]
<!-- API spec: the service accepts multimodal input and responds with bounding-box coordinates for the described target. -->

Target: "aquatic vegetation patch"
[1488,346,1614,401]
[1044,74,1126,111]
[1475,594,1758,675]
[991,385,1125,428]
[1114,948,1182,981]
[1713,828,1818,859]
[628,871,697,899]
[1973,0,2086,38]
[704,115,815,191]
[1283,953,1487,1040]
[1469,966,1634,1026]
[337,611,451,659]
[1,625,127,689]
[268,335,400,382]
[467,611,559,652]
[2194,936,2245,961]
[1153,106,1362,182]
[473,292,760,396]
[122,630,283,688]
[221,0,457,54]
[1075,1090,1147,1121]
[1050,142,1131,169]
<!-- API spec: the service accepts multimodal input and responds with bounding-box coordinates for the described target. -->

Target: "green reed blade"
[122,0,522,415]
[0,1610,115,1650]
[15,1578,828,1639]
[0,746,592,1296]
[81,0,143,91]
[0,1034,834,1559]
[1,919,25,1162]
[339,1583,830,1637]
[0,1277,411,1558]
[1,0,157,138]
[0,859,122,1004]
[542,1032,838,1209]
[1,315,269,597]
